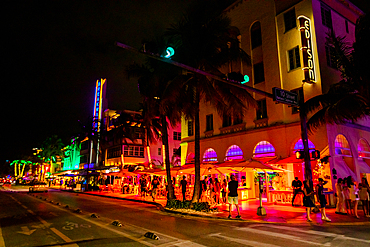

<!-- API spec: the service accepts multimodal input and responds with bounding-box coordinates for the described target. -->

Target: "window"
[206,114,213,131]
[80,141,88,150]
[134,128,144,139]
[107,146,121,159]
[293,139,315,156]
[253,141,275,157]
[203,148,218,162]
[158,148,161,156]
[173,148,178,155]
[188,120,194,136]
[234,115,243,125]
[251,22,262,49]
[225,145,243,161]
[358,139,370,158]
[288,46,301,71]
[345,20,349,33]
[325,45,337,69]
[284,8,296,32]
[321,5,332,29]
[256,99,267,120]
[173,131,181,141]
[222,114,232,127]
[253,62,265,84]
[124,146,144,157]
[334,134,351,156]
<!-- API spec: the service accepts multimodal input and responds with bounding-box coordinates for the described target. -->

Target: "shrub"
[166,200,211,212]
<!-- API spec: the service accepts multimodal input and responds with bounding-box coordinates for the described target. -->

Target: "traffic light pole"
[115,41,313,181]
[299,88,312,181]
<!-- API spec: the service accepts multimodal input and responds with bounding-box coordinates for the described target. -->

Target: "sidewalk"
[79,189,370,225]
[3,185,370,225]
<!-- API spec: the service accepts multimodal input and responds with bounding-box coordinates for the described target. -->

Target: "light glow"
[298,15,316,83]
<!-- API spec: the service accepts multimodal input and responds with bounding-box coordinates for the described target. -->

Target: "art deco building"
[180,0,369,198]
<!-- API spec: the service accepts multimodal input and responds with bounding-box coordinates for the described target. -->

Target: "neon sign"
[93,78,106,130]
[298,15,316,83]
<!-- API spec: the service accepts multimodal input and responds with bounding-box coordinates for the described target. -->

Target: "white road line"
[50,228,78,247]
[208,232,280,247]
[236,227,328,246]
[250,224,370,244]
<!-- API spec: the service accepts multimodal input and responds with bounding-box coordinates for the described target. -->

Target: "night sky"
[3,0,369,165]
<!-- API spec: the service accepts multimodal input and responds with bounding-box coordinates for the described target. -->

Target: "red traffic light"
[295,151,304,159]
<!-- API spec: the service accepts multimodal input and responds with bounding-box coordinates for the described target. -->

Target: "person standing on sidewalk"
[180,176,187,201]
[227,175,241,219]
[151,176,159,202]
[303,179,315,222]
[316,178,331,222]
[140,175,147,199]
[292,177,303,206]
[335,178,346,215]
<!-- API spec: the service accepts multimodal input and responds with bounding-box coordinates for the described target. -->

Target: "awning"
[358,159,370,173]
[333,157,357,180]
[218,159,284,172]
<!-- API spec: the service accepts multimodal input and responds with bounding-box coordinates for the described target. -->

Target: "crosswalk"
[205,224,370,247]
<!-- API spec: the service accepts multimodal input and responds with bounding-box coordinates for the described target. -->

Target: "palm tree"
[304,14,370,132]
[165,2,256,202]
[39,135,64,180]
[127,39,182,200]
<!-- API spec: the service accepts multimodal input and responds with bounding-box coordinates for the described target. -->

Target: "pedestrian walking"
[335,178,346,214]
[214,178,221,204]
[180,176,187,201]
[292,177,303,206]
[303,179,315,222]
[200,177,208,202]
[140,175,147,199]
[151,176,159,202]
[221,179,227,204]
[316,178,331,222]
[227,175,241,219]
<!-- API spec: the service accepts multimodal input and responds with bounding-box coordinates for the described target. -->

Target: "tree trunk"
[162,115,175,200]
[192,88,201,203]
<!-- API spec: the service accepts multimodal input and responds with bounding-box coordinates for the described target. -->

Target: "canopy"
[358,159,370,173]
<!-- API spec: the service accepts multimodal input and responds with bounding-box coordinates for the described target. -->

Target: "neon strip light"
[298,15,316,83]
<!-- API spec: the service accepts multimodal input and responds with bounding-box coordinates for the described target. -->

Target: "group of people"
[199,176,228,205]
[335,176,370,218]
[291,175,370,222]
[139,174,161,202]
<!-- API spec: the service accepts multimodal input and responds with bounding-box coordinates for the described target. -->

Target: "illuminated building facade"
[180,0,370,195]
[103,109,181,171]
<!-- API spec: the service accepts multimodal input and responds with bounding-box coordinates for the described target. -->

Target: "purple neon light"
[203,148,217,162]
[225,145,243,161]
[253,141,275,157]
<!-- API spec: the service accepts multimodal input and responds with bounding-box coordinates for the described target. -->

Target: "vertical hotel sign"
[93,78,106,131]
[298,15,316,83]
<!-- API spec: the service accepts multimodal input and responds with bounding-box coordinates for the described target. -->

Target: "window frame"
[284,8,297,32]
[256,99,267,120]
[321,5,333,29]
[188,120,194,136]
[253,62,265,84]
[251,22,262,49]
[288,46,301,71]
[206,114,213,131]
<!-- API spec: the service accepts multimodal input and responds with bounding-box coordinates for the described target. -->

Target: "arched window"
[225,145,243,161]
[253,141,275,157]
[251,21,262,49]
[293,139,315,155]
[358,139,370,159]
[186,153,195,164]
[335,134,351,156]
[203,148,218,163]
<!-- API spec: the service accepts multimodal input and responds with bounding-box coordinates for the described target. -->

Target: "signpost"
[272,87,298,106]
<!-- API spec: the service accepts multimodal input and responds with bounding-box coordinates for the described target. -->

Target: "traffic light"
[311,150,320,159]
[295,151,304,159]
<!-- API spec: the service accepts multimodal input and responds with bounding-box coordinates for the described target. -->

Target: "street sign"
[272,87,299,106]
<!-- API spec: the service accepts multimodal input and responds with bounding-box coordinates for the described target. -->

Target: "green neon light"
[63,140,80,170]
[164,47,175,58]
[242,75,249,84]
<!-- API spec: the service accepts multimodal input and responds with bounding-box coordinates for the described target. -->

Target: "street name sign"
[272,87,298,106]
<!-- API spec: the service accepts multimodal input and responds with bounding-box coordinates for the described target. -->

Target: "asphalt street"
[0,190,369,246]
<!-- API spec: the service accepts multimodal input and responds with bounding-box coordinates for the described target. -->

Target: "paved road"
[0,190,369,246]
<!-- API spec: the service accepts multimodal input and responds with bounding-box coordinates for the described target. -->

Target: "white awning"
[333,157,357,180]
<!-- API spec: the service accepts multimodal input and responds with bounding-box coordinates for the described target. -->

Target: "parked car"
[29,182,48,192]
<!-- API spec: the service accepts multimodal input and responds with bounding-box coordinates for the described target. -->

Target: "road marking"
[157,240,207,246]
[50,227,78,247]
[251,224,370,244]
[236,227,328,246]
[208,232,279,247]
[17,226,36,236]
